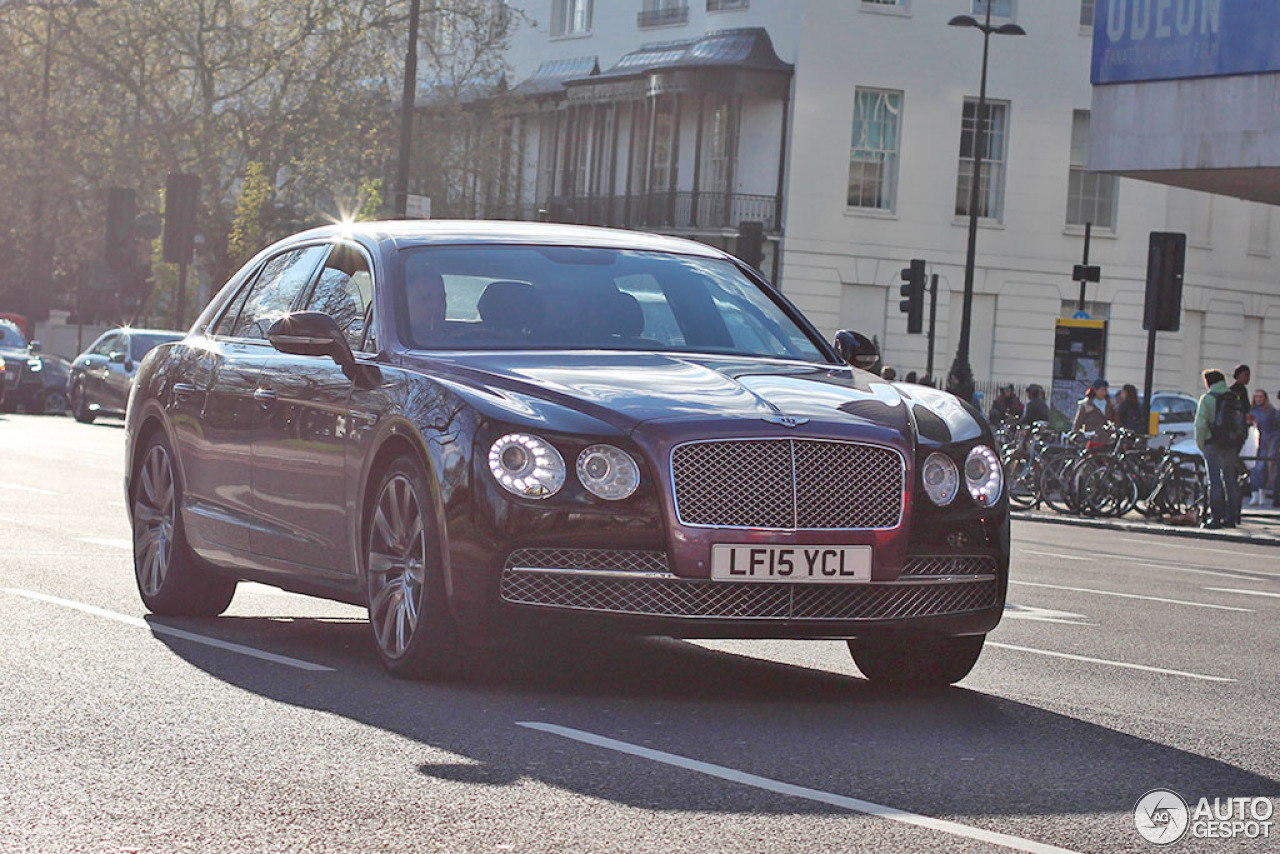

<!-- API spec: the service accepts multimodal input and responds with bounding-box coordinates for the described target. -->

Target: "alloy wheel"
[367,474,428,659]
[134,444,176,597]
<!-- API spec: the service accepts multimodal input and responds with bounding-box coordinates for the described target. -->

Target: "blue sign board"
[1092,0,1280,85]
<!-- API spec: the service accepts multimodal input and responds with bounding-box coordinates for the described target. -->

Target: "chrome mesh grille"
[671,439,903,530]
[500,569,998,621]
[506,548,670,574]
[900,556,999,578]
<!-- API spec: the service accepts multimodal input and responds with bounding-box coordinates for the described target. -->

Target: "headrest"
[478,280,542,334]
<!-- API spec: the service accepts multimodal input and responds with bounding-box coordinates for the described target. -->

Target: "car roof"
[282,220,732,259]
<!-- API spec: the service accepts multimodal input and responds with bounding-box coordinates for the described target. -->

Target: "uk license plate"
[710,545,872,583]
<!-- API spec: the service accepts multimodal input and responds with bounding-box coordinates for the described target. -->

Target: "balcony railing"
[707,0,748,10]
[637,5,689,27]
[496,191,778,233]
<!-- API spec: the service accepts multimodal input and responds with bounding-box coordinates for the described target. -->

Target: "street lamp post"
[947,5,1024,404]
[394,0,422,218]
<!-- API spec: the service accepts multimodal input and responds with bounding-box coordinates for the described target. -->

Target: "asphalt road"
[1,412,1277,853]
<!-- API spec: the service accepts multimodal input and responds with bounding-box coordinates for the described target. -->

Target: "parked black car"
[68,327,183,423]
[124,221,1009,686]
[0,319,67,414]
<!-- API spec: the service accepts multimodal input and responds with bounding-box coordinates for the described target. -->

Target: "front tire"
[132,433,236,616]
[848,634,985,687]
[365,455,463,680]
[72,384,96,423]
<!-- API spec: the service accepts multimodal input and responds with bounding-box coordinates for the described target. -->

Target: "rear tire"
[848,634,985,687]
[38,389,69,416]
[365,454,463,680]
[132,433,236,616]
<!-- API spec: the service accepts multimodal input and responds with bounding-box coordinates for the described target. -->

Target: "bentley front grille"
[499,567,999,621]
[670,439,904,530]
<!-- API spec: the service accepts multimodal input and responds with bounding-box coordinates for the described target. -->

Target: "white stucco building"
[447,0,1280,395]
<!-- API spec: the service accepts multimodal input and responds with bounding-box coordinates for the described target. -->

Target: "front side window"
[129,332,182,361]
[848,88,902,211]
[955,98,1009,221]
[552,0,592,36]
[397,245,825,362]
[303,243,375,352]
[88,332,117,356]
[229,246,329,341]
[1066,110,1117,230]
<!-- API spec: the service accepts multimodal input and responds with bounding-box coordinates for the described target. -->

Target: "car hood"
[408,351,985,444]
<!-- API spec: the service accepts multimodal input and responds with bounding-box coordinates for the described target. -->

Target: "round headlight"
[487,433,566,499]
[922,452,960,507]
[577,445,640,500]
[965,444,1003,506]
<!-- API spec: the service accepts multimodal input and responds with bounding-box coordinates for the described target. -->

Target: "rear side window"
[228,246,329,340]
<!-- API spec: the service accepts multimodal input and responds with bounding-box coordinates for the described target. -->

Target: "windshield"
[129,332,182,361]
[0,322,26,349]
[396,246,826,362]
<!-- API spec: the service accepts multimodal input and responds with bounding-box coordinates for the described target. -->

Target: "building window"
[704,94,736,194]
[972,0,1012,19]
[1066,111,1117,230]
[848,88,902,211]
[707,0,748,10]
[1079,0,1095,28]
[1249,204,1271,256]
[955,99,1008,221]
[863,0,906,6]
[552,0,592,36]
[639,0,689,27]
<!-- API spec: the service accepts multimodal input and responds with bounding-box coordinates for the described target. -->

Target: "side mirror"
[109,351,127,364]
[267,312,354,367]
[28,340,41,354]
[833,330,879,372]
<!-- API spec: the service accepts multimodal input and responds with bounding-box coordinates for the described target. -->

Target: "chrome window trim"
[668,436,908,531]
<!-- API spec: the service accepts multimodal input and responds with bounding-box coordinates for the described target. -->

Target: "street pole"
[394,0,422,218]
[926,273,939,380]
[1077,221,1092,312]
[947,7,1025,404]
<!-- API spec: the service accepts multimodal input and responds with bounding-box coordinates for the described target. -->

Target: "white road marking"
[518,722,1082,854]
[1009,580,1252,612]
[1,588,334,672]
[1115,561,1273,582]
[0,481,57,495]
[1204,587,1280,600]
[1117,537,1278,560]
[1003,604,1093,625]
[986,642,1234,682]
[1017,550,1095,562]
[77,537,133,550]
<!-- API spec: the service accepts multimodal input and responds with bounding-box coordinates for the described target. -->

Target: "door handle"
[172,382,197,400]
[253,388,278,403]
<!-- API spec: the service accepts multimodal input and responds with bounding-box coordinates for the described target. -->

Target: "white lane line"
[986,642,1234,682]
[1115,561,1272,582]
[1003,604,1094,626]
[518,722,1081,854]
[1117,538,1279,560]
[1008,580,1252,612]
[1017,550,1096,562]
[0,481,57,496]
[1204,587,1280,600]
[1,588,334,672]
[77,537,132,550]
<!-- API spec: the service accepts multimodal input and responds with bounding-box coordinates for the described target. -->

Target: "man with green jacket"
[1195,369,1243,529]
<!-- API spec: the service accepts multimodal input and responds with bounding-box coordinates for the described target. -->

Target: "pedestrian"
[988,384,1023,424]
[1072,379,1116,433]
[905,370,918,384]
[1195,368,1247,528]
[1115,383,1145,432]
[881,366,897,381]
[1022,383,1050,425]
[1230,365,1251,516]
[919,374,935,388]
[1248,389,1280,505]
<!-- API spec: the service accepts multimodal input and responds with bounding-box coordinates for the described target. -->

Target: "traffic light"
[163,172,200,265]
[899,259,926,335]
[1144,232,1185,332]
[104,187,136,275]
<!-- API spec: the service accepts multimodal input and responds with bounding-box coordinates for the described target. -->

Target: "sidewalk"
[1010,503,1280,546]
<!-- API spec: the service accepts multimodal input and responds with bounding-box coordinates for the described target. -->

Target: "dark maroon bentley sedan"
[125,221,1008,686]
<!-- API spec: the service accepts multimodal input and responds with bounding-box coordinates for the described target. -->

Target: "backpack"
[1209,390,1247,447]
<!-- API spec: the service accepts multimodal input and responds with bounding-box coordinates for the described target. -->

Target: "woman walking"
[1248,389,1280,505]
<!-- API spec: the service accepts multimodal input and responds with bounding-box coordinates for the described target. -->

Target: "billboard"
[1092,0,1280,85]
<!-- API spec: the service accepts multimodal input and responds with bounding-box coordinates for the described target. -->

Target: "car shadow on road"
[145,613,1280,828]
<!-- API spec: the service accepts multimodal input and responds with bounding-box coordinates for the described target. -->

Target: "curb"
[1009,510,1280,546]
